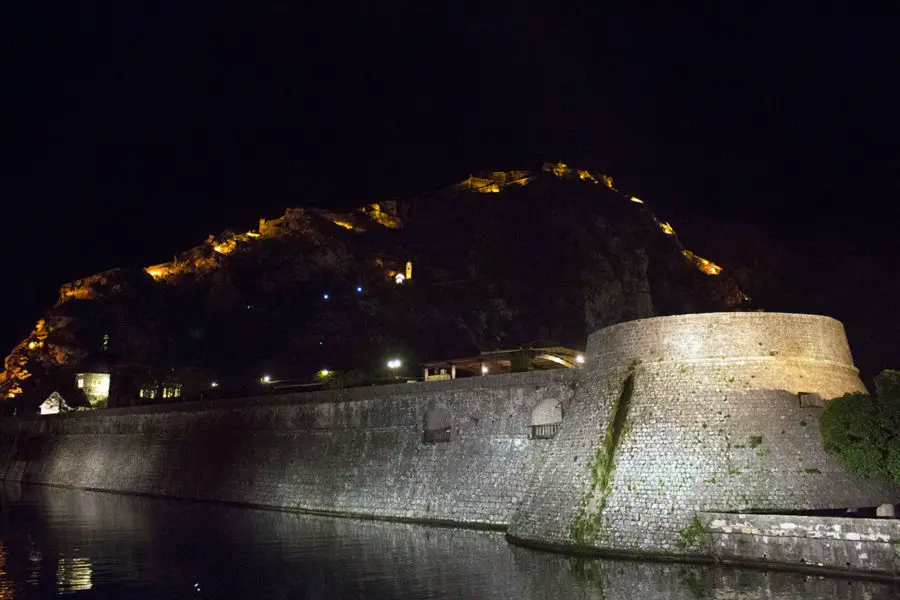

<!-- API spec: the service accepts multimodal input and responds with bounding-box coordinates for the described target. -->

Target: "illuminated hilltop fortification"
[143,204,402,283]
[138,163,723,286]
[453,162,725,278]
[0,162,745,407]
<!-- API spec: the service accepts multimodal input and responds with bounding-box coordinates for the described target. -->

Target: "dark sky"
[3,6,899,357]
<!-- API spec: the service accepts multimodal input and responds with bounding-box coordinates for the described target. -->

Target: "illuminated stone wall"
[0,370,574,528]
[699,511,900,576]
[508,312,899,559]
[2,312,898,571]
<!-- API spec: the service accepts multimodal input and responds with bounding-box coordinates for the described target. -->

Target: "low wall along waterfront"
[2,313,898,576]
[0,370,574,527]
[700,512,900,576]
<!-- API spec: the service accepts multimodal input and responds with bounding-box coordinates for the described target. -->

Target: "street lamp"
[261,374,271,384]
[387,358,402,381]
[575,354,585,365]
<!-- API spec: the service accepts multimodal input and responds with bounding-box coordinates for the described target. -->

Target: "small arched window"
[530,397,563,439]
[423,404,452,444]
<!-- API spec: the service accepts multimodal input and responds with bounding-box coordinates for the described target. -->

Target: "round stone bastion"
[508,312,899,558]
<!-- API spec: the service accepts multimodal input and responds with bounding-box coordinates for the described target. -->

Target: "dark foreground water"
[0,485,898,599]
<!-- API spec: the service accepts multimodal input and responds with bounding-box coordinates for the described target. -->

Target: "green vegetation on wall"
[820,370,900,483]
[677,516,706,551]
[570,370,636,543]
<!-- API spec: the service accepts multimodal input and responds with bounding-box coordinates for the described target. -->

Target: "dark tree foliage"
[821,370,900,483]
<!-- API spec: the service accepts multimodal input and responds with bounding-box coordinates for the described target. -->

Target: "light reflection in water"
[26,549,40,589]
[0,542,15,599]
[0,484,897,599]
[56,556,92,593]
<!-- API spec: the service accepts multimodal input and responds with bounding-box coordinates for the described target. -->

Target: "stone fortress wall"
[0,370,574,528]
[507,313,898,565]
[1,312,897,575]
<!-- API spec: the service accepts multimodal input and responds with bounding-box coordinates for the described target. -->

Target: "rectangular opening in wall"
[530,422,560,439]
[798,392,824,408]
[423,427,451,444]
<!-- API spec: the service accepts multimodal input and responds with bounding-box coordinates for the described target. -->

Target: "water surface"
[0,484,896,599]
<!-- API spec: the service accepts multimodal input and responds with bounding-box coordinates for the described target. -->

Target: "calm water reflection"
[0,484,897,599]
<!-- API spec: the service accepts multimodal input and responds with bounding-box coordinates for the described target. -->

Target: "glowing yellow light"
[145,265,168,280]
[362,203,402,229]
[245,231,260,238]
[550,162,569,177]
[261,375,271,384]
[630,196,644,204]
[332,220,355,231]
[659,221,675,235]
[575,354,585,364]
[682,250,723,276]
[74,373,109,407]
[96,374,110,396]
[320,369,330,376]
[27,341,37,350]
[213,240,235,254]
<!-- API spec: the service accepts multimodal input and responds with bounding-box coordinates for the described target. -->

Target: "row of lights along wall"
[213,354,584,391]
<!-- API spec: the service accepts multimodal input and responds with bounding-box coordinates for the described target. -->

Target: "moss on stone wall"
[677,515,705,551]
[570,369,636,543]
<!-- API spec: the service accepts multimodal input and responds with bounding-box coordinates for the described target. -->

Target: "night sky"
[4,7,898,372]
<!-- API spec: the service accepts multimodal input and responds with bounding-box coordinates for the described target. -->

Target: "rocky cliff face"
[0,162,747,409]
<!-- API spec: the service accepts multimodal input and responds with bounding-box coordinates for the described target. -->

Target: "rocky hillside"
[0,162,747,408]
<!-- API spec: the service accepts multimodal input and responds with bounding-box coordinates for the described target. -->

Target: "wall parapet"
[2,368,576,429]
[585,313,859,374]
[700,511,900,577]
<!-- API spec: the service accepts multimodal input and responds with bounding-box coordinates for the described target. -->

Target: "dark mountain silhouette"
[0,163,747,410]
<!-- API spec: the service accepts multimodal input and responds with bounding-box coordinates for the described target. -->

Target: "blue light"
[356,286,363,293]
[323,293,329,300]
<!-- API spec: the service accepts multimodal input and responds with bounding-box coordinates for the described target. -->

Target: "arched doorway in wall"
[423,404,452,444]
[530,397,563,439]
